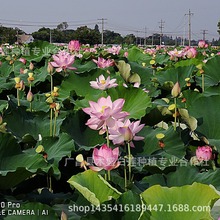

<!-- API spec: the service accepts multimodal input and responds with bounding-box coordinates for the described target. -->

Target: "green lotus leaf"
[59,68,107,99]
[61,111,105,149]
[23,40,58,62]
[141,182,220,220]
[68,170,121,206]
[135,126,185,158]
[108,85,152,119]
[156,65,195,90]
[4,97,66,139]
[187,95,220,147]
[203,55,220,87]
[166,166,220,191]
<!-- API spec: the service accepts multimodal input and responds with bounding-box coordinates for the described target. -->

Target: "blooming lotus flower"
[185,47,197,58]
[107,45,121,55]
[196,146,212,161]
[90,144,120,171]
[93,57,114,68]
[83,96,129,132]
[167,48,184,61]
[50,51,76,72]
[198,40,208,49]
[90,75,118,90]
[68,40,80,52]
[145,48,157,55]
[109,119,145,147]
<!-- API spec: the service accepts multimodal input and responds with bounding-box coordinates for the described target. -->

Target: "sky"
[0,0,219,41]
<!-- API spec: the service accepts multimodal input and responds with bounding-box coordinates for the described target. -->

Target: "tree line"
[0,22,220,46]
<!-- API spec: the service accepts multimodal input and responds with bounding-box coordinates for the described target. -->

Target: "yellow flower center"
[100,80,106,84]
[101,105,107,113]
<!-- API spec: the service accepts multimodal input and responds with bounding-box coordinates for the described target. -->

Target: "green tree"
[57,22,68,31]
[32,27,51,42]
[103,30,123,44]
[123,34,136,45]
[218,21,220,35]
[73,26,101,45]
[94,24,99,32]
[0,26,17,44]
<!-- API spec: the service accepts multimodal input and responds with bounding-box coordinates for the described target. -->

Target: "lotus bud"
[171,82,181,98]
[19,80,25,91]
[19,57,26,64]
[47,62,54,74]
[61,211,68,220]
[29,62,34,70]
[27,90,34,102]
[20,68,25,74]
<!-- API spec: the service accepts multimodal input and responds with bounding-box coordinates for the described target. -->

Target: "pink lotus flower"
[90,144,120,171]
[68,40,80,52]
[167,49,184,61]
[107,45,121,55]
[145,48,157,55]
[185,47,197,58]
[90,75,118,90]
[198,40,208,49]
[83,96,129,132]
[196,146,212,161]
[50,51,76,72]
[109,119,145,147]
[93,57,114,68]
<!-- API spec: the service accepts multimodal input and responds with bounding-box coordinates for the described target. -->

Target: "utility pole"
[98,18,107,46]
[201,29,208,41]
[49,29,52,44]
[185,9,193,46]
[144,27,147,46]
[151,33,154,46]
[158,19,165,45]
[136,31,139,45]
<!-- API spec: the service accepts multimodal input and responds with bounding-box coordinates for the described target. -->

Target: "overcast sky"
[1,0,219,41]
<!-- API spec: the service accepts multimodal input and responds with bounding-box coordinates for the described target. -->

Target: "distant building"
[17,34,34,44]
